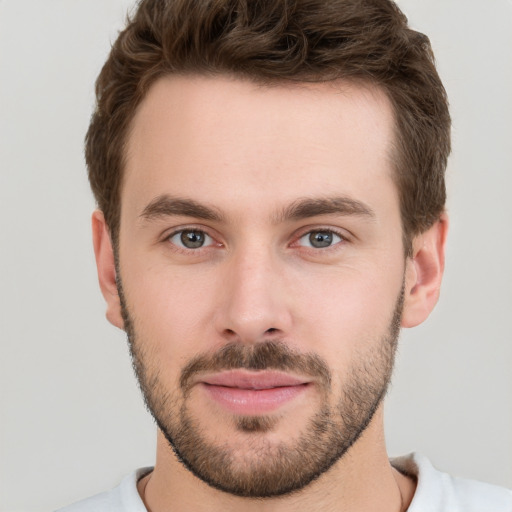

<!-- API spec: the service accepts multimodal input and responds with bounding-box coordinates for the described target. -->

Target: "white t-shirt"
[56,453,512,512]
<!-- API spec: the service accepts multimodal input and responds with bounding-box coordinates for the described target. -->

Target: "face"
[115,76,407,497]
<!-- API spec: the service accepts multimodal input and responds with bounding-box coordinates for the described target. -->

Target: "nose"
[214,246,293,344]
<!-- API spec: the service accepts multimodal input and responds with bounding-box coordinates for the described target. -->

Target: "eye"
[298,230,344,249]
[169,229,214,249]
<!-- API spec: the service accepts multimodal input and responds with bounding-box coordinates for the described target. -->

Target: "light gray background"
[1,1,511,511]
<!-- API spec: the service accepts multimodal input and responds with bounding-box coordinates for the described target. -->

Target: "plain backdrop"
[1,1,511,510]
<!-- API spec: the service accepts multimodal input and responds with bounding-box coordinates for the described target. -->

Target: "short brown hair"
[86,0,450,254]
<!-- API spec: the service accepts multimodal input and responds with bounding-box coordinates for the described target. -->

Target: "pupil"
[181,230,204,248]
[310,231,332,248]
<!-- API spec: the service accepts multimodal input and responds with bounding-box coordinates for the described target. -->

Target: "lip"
[202,370,308,389]
[199,370,311,415]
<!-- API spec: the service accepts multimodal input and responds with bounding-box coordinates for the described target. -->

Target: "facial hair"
[118,275,404,498]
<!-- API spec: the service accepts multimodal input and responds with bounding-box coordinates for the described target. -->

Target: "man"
[58,0,512,510]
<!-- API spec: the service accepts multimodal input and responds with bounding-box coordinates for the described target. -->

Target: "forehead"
[122,74,397,220]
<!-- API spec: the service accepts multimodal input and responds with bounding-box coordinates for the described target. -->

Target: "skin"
[93,75,447,511]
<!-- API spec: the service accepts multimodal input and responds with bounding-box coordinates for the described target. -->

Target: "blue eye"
[169,229,213,249]
[299,230,343,248]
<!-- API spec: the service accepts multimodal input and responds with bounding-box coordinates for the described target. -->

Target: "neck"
[138,407,416,512]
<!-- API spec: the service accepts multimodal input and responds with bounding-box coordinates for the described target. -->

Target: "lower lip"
[201,383,309,415]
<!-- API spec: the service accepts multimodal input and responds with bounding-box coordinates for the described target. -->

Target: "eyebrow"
[139,195,224,223]
[274,196,376,223]
[139,194,375,224]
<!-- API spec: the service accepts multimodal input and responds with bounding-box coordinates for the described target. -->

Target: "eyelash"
[294,228,347,251]
[163,226,349,254]
[165,227,220,255]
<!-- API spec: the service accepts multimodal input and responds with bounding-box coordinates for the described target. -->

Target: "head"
[89,0,450,500]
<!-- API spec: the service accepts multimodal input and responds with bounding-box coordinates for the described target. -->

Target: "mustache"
[180,341,332,394]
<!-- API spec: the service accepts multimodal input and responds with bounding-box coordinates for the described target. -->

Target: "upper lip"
[200,370,310,390]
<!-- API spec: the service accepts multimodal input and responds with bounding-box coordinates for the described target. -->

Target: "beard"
[118,276,404,498]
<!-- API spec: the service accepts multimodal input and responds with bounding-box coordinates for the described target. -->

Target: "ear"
[401,214,449,328]
[91,210,124,330]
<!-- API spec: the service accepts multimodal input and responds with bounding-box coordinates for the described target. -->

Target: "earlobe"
[401,214,449,328]
[91,210,125,330]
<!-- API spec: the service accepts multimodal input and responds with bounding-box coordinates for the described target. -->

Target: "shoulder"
[392,453,512,512]
[55,468,152,512]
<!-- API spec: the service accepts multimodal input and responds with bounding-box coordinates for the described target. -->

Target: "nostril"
[265,328,278,334]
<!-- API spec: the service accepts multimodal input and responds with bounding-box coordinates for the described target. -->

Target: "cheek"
[289,262,403,360]
[122,262,221,356]
[295,275,402,401]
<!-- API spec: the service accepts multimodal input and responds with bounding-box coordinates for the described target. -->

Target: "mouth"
[199,370,311,415]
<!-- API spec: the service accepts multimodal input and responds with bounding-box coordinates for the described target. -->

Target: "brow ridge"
[139,195,224,222]
[274,196,376,223]
[139,194,375,225]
